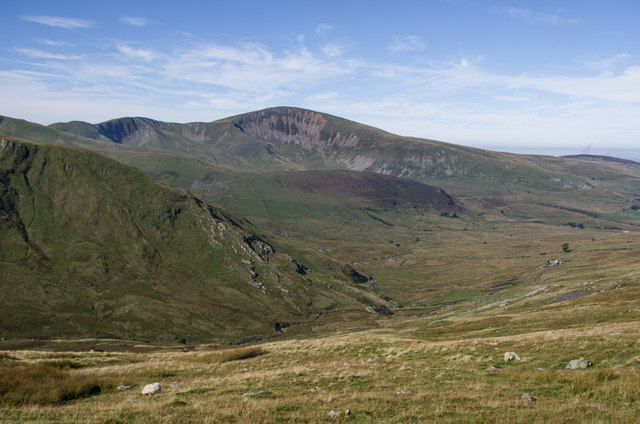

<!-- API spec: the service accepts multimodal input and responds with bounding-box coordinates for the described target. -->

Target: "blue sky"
[1,0,639,158]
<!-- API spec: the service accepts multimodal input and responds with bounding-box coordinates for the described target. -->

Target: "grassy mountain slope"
[4,109,640,313]
[0,136,389,342]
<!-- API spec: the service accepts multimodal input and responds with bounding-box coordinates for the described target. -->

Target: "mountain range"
[1,107,639,342]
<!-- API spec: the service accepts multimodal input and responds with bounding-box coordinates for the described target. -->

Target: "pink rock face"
[235,108,359,151]
[141,382,161,395]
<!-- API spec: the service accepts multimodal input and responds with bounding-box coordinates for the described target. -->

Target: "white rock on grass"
[242,391,271,397]
[328,409,351,418]
[141,383,161,395]
[504,352,522,361]
[566,358,591,369]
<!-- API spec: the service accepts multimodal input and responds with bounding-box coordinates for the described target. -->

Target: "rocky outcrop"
[94,117,169,146]
[234,107,359,151]
[342,264,370,284]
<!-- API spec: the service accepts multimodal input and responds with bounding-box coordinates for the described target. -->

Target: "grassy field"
[2,228,639,423]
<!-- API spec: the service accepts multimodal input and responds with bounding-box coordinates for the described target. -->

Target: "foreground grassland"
[2,230,639,423]
[1,322,639,423]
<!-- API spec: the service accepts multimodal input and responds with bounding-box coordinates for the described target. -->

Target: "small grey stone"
[169,383,180,389]
[117,384,131,391]
[242,391,270,397]
[486,366,503,371]
[522,392,538,402]
[398,388,413,394]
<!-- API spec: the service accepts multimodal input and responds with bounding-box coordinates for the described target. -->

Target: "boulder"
[141,383,161,395]
[504,352,522,362]
[566,358,591,369]
[242,391,271,397]
[328,409,351,418]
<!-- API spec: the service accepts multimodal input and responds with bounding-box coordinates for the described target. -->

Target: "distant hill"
[0,136,387,342]
[561,154,639,166]
[3,107,640,231]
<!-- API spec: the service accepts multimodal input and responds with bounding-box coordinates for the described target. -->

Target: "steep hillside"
[0,136,388,342]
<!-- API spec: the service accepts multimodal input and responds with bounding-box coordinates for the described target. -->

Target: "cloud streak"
[15,48,81,60]
[21,15,96,30]
[120,16,150,26]
[388,35,424,53]
[506,8,579,26]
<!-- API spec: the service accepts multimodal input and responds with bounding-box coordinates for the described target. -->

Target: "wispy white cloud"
[116,45,157,62]
[322,42,346,57]
[21,15,96,30]
[388,34,424,53]
[119,16,150,27]
[316,24,334,35]
[506,8,578,26]
[15,48,81,60]
[36,38,71,47]
[3,34,640,151]
[494,95,529,102]
[160,42,354,91]
[583,53,631,71]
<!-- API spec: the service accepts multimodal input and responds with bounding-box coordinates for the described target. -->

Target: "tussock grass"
[0,365,114,406]
[40,359,86,369]
[187,346,266,363]
[0,353,18,362]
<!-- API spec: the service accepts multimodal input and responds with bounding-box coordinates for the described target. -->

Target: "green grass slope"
[0,136,388,343]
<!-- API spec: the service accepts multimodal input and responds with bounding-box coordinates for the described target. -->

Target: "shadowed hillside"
[0,136,389,342]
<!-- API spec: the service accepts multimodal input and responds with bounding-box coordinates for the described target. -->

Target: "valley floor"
[2,303,639,423]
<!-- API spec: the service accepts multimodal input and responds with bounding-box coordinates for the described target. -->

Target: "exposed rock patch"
[234,108,359,151]
[557,289,590,302]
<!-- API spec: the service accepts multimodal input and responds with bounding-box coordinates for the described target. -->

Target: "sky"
[1,0,639,159]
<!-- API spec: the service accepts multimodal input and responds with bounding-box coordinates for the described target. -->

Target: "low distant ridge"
[562,154,639,166]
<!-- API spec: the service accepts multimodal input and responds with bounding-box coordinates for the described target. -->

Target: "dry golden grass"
[0,364,115,406]
[185,346,266,364]
[1,315,639,423]
[1,225,638,422]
